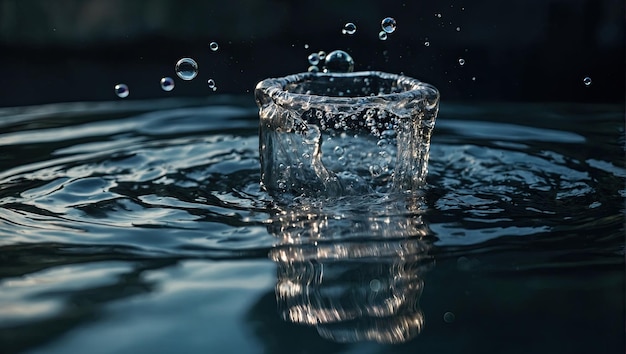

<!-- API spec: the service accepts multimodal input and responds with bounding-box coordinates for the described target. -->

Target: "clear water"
[0,97,623,353]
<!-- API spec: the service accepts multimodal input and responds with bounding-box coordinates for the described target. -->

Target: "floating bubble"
[472,76,476,81]
[308,65,319,73]
[342,22,357,35]
[333,146,345,156]
[381,17,397,33]
[207,78,216,88]
[308,53,320,65]
[114,83,129,98]
[209,42,219,51]
[378,31,388,41]
[424,41,430,47]
[458,58,465,66]
[369,164,382,177]
[304,44,309,49]
[175,58,199,80]
[323,50,354,73]
[456,26,461,32]
[160,77,175,91]
[318,51,327,60]
[435,13,442,18]
[583,76,592,86]
[443,312,456,323]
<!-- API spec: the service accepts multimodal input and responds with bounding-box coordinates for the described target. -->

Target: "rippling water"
[0,97,623,353]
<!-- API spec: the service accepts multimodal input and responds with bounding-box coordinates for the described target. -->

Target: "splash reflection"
[268,194,433,343]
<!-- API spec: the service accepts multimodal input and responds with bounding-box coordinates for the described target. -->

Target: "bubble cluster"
[381,17,397,33]
[114,83,129,98]
[209,41,219,51]
[342,22,357,35]
[160,77,175,92]
[323,50,354,73]
[175,58,199,81]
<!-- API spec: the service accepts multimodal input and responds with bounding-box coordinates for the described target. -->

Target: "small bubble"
[458,58,465,66]
[381,17,397,33]
[308,53,320,65]
[583,76,592,86]
[378,31,388,41]
[472,76,476,81]
[323,50,354,73]
[175,58,199,80]
[114,83,129,98]
[308,65,319,73]
[209,41,219,51]
[369,279,382,291]
[160,77,175,91]
[207,78,216,88]
[304,44,309,49]
[318,51,327,60]
[424,41,430,47]
[444,312,456,323]
[456,26,461,32]
[435,13,442,18]
[369,165,382,177]
[342,22,357,35]
[333,146,345,156]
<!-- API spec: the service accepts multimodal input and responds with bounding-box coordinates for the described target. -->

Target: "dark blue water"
[0,97,623,353]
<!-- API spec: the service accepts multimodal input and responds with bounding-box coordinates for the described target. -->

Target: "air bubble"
[583,76,592,86]
[160,77,175,91]
[424,41,430,47]
[209,42,219,51]
[444,312,456,323]
[308,65,319,73]
[333,146,345,156]
[458,58,465,66]
[323,50,354,73]
[381,17,396,33]
[114,84,129,98]
[369,165,382,177]
[456,26,461,32]
[342,22,357,35]
[378,31,388,41]
[308,53,320,65]
[175,58,198,80]
[207,78,216,88]
[318,51,327,60]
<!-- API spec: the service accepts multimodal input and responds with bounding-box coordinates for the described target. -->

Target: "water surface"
[0,97,623,353]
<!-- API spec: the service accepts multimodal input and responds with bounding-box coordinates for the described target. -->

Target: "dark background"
[0,0,623,107]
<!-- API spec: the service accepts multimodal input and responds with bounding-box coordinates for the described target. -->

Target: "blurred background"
[0,0,623,107]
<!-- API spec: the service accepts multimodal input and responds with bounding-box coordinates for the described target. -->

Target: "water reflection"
[267,193,433,343]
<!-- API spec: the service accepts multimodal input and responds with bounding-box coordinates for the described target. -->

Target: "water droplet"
[160,77,175,91]
[209,41,219,51]
[333,146,345,156]
[323,50,354,73]
[583,76,592,86]
[308,53,320,65]
[207,78,216,89]
[175,58,198,80]
[458,58,465,66]
[424,41,430,47]
[308,65,319,73]
[114,83,129,98]
[342,22,357,35]
[318,51,327,60]
[381,17,397,33]
[443,312,456,323]
[378,31,388,41]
